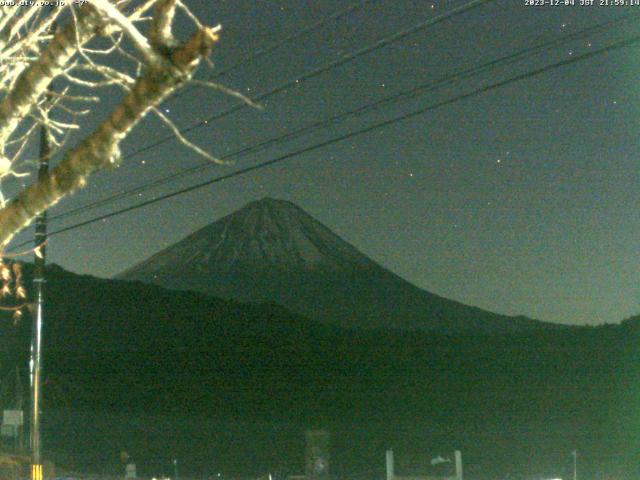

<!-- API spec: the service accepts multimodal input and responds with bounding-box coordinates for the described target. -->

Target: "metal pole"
[30,98,50,480]
[454,450,463,480]
[385,449,394,480]
[173,458,179,480]
[572,450,577,480]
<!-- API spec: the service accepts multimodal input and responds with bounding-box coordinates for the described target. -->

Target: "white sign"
[2,410,23,426]
[125,463,136,479]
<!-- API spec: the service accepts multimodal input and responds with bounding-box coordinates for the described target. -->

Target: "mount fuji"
[117,197,560,333]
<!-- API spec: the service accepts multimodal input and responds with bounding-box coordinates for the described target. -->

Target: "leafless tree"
[0,0,232,250]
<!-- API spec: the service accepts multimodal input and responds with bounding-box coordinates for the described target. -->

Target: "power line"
[11,31,640,249]
[180,0,377,83]
[121,0,495,161]
[169,0,377,104]
[49,12,640,223]
[49,0,496,221]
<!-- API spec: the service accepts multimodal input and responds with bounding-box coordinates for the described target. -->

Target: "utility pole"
[16,366,24,451]
[30,89,51,480]
[454,450,463,480]
[385,449,394,480]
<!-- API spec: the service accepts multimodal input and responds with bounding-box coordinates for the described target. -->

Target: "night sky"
[8,0,640,326]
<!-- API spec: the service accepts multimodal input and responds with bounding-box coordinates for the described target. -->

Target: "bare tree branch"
[149,0,177,49]
[90,0,161,65]
[0,5,100,152]
[0,23,221,247]
[152,106,222,164]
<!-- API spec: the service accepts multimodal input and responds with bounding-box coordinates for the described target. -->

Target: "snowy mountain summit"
[120,197,374,275]
[197,197,374,270]
[118,197,561,333]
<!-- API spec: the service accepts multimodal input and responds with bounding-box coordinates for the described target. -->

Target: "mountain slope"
[0,263,634,478]
[118,197,561,333]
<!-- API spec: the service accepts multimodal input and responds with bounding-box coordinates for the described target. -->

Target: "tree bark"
[0,5,100,151]
[0,26,220,248]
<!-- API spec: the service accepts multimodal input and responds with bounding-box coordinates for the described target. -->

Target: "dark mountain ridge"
[0,264,636,478]
[118,197,564,334]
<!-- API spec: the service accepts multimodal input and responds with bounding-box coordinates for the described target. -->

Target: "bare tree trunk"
[0,6,99,150]
[0,26,220,248]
